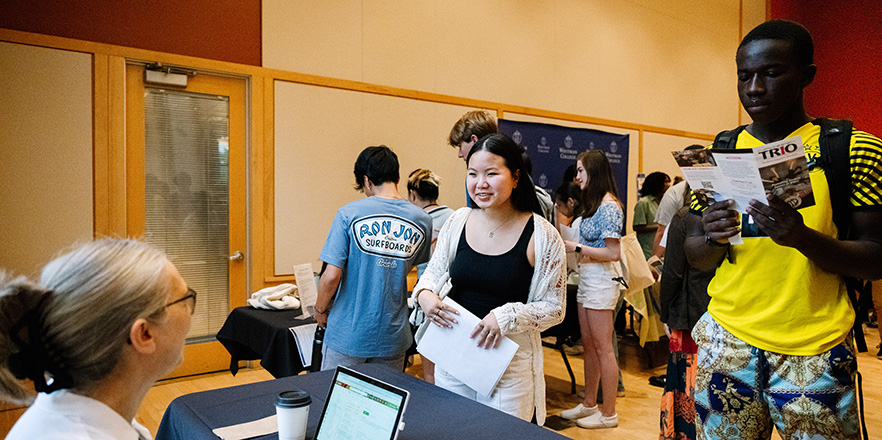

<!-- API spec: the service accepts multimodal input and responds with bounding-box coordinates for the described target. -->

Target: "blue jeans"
[321,345,406,372]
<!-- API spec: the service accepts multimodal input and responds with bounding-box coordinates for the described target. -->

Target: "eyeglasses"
[166,287,197,314]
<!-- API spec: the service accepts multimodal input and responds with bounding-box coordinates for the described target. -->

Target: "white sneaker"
[576,412,618,429]
[560,403,598,420]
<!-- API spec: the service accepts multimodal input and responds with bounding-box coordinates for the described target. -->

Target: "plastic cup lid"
[276,390,311,408]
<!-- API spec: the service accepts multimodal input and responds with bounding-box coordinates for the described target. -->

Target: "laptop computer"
[313,366,410,440]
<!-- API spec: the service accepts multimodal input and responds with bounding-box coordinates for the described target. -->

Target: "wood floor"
[2,327,880,439]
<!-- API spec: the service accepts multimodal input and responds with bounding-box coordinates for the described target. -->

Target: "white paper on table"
[293,263,318,319]
[289,323,317,368]
[212,414,277,440]
[416,297,519,397]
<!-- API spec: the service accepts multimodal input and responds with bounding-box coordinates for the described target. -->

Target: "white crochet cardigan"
[412,207,567,425]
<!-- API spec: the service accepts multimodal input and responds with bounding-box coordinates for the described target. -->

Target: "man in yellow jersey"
[685,20,882,440]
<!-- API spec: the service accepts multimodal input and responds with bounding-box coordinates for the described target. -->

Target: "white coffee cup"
[276,390,311,440]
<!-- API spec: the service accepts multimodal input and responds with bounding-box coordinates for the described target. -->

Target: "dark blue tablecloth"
[155,363,567,440]
[215,306,315,377]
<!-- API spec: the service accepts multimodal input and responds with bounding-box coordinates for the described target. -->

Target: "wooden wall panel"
[0,42,93,277]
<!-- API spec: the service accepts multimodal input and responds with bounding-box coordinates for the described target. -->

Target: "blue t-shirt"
[579,201,623,248]
[320,196,432,357]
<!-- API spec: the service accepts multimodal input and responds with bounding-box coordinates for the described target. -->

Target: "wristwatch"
[574,244,582,254]
[705,235,728,247]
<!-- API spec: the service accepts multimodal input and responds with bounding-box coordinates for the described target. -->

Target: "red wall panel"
[0,0,261,66]
[770,0,882,134]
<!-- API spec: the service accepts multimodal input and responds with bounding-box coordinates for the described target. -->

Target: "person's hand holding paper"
[417,288,459,329]
[416,297,519,397]
[471,311,503,349]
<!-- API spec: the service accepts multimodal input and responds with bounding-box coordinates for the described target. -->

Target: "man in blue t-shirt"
[316,145,432,371]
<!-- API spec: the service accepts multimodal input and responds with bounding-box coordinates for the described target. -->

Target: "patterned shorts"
[693,313,859,440]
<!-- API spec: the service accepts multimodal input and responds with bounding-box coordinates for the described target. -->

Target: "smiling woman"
[413,133,567,425]
[0,238,193,440]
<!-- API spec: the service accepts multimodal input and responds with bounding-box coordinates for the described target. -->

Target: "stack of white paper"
[289,323,317,368]
[416,297,519,397]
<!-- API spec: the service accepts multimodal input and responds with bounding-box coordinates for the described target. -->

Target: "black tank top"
[449,217,535,318]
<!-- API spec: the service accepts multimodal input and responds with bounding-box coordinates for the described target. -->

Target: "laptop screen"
[314,366,409,440]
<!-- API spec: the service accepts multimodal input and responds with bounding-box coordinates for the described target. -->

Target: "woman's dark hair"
[640,171,670,199]
[577,150,619,217]
[407,169,441,202]
[353,145,399,191]
[554,181,583,218]
[562,164,577,184]
[466,134,542,215]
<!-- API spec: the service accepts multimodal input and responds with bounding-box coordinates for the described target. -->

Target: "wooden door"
[126,63,247,377]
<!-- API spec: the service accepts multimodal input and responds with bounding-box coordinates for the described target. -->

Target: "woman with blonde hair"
[406,168,455,385]
[407,168,456,278]
[560,150,624,429]
[1,238,194,439]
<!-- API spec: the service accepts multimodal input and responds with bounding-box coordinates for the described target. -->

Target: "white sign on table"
[292,263,318,318]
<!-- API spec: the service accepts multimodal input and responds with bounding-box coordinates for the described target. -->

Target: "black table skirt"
[215,306,315,378]
[156,363,567,440]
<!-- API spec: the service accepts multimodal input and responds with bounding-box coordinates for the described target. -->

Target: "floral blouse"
[579,201,623,248]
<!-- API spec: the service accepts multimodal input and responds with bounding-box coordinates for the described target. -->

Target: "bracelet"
[314,305,329,314]
[705,235,728,247]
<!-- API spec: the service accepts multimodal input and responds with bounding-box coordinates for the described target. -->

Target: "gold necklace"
[487,213,516,238]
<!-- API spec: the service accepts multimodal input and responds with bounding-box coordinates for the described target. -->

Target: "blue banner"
[498,119,630,210]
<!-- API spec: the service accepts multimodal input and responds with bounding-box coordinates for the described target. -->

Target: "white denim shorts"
[577,261,621,310]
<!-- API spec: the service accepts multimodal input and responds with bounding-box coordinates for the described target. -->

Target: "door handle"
[229,251,245,262]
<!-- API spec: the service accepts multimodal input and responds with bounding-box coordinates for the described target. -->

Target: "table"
[156,363,567,440]
[215,306,315,378]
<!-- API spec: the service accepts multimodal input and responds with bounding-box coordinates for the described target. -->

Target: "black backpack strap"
[816,118,854,236]
[712,125,747,150]
[815,118,867,352]
[846,277,869,353]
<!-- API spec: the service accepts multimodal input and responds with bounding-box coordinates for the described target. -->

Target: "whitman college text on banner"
[498,119,630,210]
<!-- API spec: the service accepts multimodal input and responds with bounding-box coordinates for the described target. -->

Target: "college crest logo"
[351,215,426,259]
